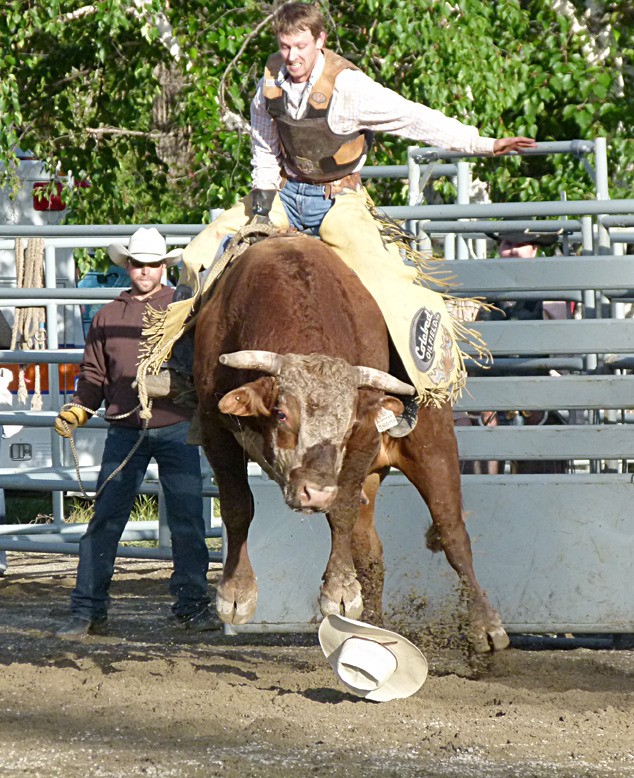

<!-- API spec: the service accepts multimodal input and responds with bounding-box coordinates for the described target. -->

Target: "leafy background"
[1,0,632,237]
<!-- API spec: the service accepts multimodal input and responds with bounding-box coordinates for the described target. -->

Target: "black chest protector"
[263,49,372,183]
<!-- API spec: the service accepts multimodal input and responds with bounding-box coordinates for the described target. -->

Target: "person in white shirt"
[153,2,536,434]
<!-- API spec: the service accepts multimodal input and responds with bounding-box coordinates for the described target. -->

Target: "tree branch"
[59,1,188,65]
[61,5,98,22]
[86,126,161,138]
[217,7,282,136]
[551,0,623,96]
[129,0,186,63]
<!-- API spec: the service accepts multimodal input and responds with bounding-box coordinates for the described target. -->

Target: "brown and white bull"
[194,234,508,652]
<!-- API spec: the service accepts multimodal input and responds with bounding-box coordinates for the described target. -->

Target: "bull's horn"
[354,366,416,396]
[219,350,285,375]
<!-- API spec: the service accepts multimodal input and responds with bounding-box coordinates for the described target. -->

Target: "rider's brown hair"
[273,2,326,39]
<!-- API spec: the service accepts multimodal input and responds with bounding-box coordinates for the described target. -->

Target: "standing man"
[150,1,537,425]
[55,227,214,637]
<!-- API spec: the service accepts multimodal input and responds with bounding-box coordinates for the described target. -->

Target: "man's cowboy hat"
[318,614,428,702]
[486,227,561,247]
[108,227,183,268]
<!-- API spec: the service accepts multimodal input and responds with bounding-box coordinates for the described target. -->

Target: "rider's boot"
[387,397,420,438]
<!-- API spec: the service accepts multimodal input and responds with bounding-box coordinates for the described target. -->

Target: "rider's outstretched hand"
[493,137,537,155]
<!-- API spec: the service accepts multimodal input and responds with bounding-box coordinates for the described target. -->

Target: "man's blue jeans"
[71,422,209,620]
[278,180,334,234]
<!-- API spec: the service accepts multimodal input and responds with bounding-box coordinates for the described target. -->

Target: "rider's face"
[277,28,326,83]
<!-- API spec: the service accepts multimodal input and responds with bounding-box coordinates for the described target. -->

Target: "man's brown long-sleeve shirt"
[73,285,191,429]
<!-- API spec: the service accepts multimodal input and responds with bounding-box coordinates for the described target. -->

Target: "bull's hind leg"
[201,423,259,625]
[395,403,509,653]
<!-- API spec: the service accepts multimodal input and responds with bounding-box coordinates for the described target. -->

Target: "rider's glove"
[249,189,276,227]
[54,406,88,438]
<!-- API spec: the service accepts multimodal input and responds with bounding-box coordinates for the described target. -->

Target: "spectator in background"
[460,230,571,476]
[485,231,574,323]
[54,228,214,637]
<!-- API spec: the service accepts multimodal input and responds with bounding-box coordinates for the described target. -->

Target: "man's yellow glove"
[54,406,88,438]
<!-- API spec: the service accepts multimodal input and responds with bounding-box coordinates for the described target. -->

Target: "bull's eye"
[274,408,287,423]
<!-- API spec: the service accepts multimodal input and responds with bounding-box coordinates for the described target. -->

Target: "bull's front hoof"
[319,574,363,620]
[470,623,510,654]
[216,578,258,625]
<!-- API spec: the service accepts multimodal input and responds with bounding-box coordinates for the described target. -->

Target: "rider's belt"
[290,172,362,198]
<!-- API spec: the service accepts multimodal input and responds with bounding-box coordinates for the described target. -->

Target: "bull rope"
[11,238,47,410]
[135,221,278,421]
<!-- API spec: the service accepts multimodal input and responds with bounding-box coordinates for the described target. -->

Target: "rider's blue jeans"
[70,422,210,620]
[278,179,334,234]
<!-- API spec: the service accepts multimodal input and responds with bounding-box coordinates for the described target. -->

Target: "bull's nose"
[298,483,338,511]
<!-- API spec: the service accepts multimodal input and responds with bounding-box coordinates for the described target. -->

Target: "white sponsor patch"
[375,407,398,432]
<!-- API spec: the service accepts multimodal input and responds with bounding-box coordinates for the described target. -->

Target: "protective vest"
[263,49,371,183]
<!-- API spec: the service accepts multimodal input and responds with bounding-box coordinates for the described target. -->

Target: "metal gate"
[0,138,633,635]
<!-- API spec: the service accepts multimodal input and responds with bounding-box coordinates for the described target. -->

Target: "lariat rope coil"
[11,238,46,410]
[58,402,150,501]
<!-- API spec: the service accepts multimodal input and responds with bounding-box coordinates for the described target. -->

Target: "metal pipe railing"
[412,218,581,234]
[409,139,595,162]
[1,136,632,567]
[0,288,125,300]
[0,538,222,562]
[380,198,634,220]
[361,164,458,179]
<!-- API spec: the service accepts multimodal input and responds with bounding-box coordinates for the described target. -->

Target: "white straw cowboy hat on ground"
[108,227,183,268]
[318,614,428,702]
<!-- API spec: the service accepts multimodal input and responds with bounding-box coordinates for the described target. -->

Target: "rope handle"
[57,401,150,501]
[59,401,142,423]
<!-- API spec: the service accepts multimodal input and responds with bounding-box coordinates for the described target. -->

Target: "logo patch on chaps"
[311,91,327,104]
[410,307,441,372]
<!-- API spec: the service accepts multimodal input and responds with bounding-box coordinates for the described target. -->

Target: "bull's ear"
[355,389,404,423]
[218,377,277,417]
[379,395,405,416]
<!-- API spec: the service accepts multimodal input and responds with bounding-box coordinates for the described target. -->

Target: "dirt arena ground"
[0,553,632,778]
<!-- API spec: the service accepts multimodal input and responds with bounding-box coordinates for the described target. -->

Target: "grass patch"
[3,492,53,525]
[2,491,159,526]
[65,494,159,524]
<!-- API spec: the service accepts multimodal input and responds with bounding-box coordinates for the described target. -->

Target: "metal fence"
[0,137,633,585]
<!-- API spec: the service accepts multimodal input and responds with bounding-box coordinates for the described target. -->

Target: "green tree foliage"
[1,0,632,229]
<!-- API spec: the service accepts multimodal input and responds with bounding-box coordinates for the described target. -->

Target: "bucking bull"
[194,233,508,653]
